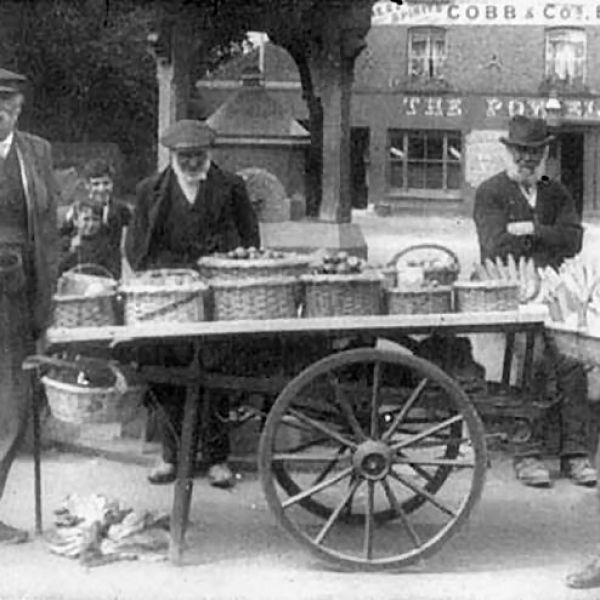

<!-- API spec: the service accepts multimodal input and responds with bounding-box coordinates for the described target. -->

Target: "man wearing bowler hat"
[473,115,595,489]
[0,67,60,541]
[125,119,259,487]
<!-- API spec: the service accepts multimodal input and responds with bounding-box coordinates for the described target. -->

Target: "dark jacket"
[58,230,121,280]
[126,163,259,271]
[473,171,582,269]
[14,131,61,335]
[60,198,131,249]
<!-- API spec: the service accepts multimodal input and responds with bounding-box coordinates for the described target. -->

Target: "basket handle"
[64,263,117,280]
[22,354,128,393]
[387,244,460,270]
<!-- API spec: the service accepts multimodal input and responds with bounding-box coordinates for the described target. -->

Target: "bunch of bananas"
[471,255,540,303]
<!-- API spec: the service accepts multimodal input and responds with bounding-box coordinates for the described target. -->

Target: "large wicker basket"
[386,286,453,315]
[210,276,298,320]
[300,272,383,317]
[121,269,207,325]
[41,359,146,425]
[197,253,311,281]
[388,244,460,286]
[52,264,119,328]
[454,281,519,312]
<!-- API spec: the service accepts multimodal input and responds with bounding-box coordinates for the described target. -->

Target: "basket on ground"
[121,269,207,324]
[386,285,453,315]
[53,264,119,328]
[454,281,519,312]
[42,360,146,425]
[300,272,383,317]
[210,276,298,320]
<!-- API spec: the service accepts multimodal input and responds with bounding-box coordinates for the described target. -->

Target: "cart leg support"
[169,379,202,564]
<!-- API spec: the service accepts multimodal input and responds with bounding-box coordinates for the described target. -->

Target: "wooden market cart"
[27,306,548,571]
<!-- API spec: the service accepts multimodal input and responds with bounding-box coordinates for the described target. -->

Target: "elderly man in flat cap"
[125,119,259,487]
[0,68,60,542]
[474,115,595,489]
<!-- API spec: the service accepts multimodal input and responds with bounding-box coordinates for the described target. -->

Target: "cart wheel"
[259,348,487,571]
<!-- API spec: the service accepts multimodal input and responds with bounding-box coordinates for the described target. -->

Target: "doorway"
[547,131,584,217]
[351,127,370,209]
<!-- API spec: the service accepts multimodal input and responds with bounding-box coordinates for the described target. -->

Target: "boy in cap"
[125,119,259,487]
[473,115,595,488]
[61,158,131,251]
[58,189,121,279]
[0,67,60,542]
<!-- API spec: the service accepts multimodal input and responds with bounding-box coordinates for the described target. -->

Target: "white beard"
[171,155,211,203]
[503,146,548,186]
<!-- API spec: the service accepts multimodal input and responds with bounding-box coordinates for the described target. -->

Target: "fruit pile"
[313,251,364,275]
[471,255,539,303]
[222,246,286,260]
[537,255,600,329]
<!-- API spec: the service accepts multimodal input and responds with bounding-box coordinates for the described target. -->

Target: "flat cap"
[0,67,26,95]
[160,119,216,150]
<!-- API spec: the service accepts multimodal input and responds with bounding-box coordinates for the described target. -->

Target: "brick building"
[196,0,600,218]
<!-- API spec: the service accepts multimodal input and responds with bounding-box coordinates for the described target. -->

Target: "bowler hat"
[499,115,554,148]
[160,119,216,150]
[0,67,26,95]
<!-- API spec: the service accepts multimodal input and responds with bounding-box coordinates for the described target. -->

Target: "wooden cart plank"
[46,306,549,346]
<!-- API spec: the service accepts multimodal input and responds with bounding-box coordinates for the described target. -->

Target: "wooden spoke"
[370,361,382,439]
[381,479,421,548]
[288,407,358,450]
[311,446,350,486]
[274,436,330,454]
[394,457,475,469]
[331,376,368,442]
[392,414,464,451]
[314,478,362,545]
[364,480,375,559]
[382,378,428,442]
[389,469,457,518]
[281,466,354,509]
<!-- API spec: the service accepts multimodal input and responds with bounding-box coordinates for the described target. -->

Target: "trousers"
[515,335,590,458]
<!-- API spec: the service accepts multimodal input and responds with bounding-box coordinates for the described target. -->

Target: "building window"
[388,130,462,191]
[545,28,586,87]
[408,27,446,80]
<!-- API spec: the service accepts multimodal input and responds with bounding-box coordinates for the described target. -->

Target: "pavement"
[3,450,600,600]
[2,210,600,600]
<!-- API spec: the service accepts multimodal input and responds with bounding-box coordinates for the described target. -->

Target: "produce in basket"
[222,246,287,260]
[471,255,540,303]
[312,251,363,275]
[537,255,600,329]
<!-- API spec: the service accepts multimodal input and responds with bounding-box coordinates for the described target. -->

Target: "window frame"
[408,26,447,81]
[387,129,463,197]
[544,27,587,87]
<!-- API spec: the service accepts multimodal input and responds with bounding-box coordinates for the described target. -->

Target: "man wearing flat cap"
[0,68,60,542]
[473,115,594,490]
[125,119,259,487]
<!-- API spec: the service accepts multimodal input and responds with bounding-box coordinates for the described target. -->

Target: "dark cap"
[0,67,26,96]
[159,119,216,150]
[499,115,554,148]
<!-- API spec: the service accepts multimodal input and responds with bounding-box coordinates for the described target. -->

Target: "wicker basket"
[121,269,207,325]
[386,286,453,315]
[453,281,520,312]
[53,264,118,328]
[210,276,298,320]
[197,253,311,281]
[388,244,460,286]
[300,272,383,317]
[42,360,146,425]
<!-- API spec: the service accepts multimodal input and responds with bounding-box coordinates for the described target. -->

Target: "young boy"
[58,192,121,279]
[61,158,131,250]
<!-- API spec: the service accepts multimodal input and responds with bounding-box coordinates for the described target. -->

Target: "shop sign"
[400,95,464,117]
[485,96,600,121]
[372,0,600,26]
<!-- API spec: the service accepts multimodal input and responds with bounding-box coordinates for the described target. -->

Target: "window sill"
[386,189,463,201]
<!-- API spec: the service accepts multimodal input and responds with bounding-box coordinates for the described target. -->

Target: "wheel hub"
[352,440,392,480]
